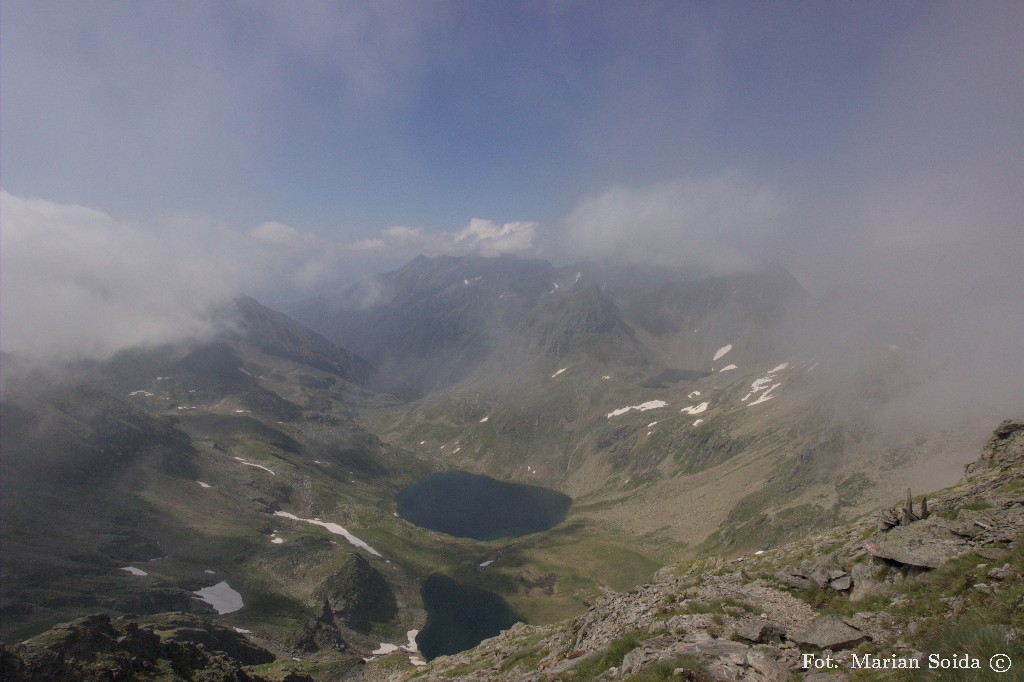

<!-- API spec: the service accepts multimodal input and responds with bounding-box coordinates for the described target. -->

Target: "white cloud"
[452,219,537,257]
[345,218,539,259]
[0,191,245,360]
[558,171,787,271]
[0,191,540,360]
[251,221,308,248]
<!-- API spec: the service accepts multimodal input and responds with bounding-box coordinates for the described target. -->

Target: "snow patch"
[128,390,154,397]
[479,560,495,568]
[713,344,733,361]
[551,367,567,378]
[120,566,147,576]
[680,402,709,415]
[193,581,243,614]
[234,457,275,476]
[273,511,382,557]
[479,416,489,422]
[741,363,789,404]
[748,383,780,406]
[369,629,421,665]
[692,419,704,427]
[606,400,668,418]
[271,536,284,544]
[687,390,701,399]
[602,375,611,380]
[197,481,212,488]
[647,421,658,428]
[718,364,738,372]
[234,627,252,634]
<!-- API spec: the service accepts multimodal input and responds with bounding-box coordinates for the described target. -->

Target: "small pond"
[395,470,572,540]
[416,574,522,660]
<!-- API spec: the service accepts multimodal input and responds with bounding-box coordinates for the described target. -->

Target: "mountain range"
[0,254,1015,681]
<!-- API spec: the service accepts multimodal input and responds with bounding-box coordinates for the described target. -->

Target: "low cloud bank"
[350,218,538,259]
[0,192,242,360]
[559,171,787,274]
[0,191,538,362]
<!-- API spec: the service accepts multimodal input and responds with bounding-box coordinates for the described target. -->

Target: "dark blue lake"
[416,574,521,660]
[395,470,572,540]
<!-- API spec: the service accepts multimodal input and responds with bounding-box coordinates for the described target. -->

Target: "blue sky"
[2,1,1023,367]
[0,2,940,230]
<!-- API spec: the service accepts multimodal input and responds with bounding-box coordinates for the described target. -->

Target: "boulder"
[620,646,660,675]
[849,563,881,602]
[790,615,867,650]
[678,639,752,658]
[865,519,971,569]
[987,564,1016,581]
[736,621,785,644]
[747,650,791,681]
[777,570,815,591]
[828,576,852,591]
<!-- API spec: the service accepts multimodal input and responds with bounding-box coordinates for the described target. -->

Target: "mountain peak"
[513,286,644,363]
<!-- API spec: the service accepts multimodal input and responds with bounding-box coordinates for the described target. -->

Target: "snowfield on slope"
[680,402,709,415]
[742,363,790,405]
[273,511,383,557]
[606,400,668,418]
[193,581,244,614]
[234,457,275,476]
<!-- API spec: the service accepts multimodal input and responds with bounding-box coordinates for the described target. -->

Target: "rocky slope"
[0,298,441,677]
[409,420,1024,681]
[0,612,308,682]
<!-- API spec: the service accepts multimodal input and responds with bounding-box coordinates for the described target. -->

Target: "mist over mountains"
[0,250,1019,679]
[2,3,1023,678]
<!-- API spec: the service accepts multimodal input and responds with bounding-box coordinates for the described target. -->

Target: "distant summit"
[288,255,805,399]
[288,255,557,399]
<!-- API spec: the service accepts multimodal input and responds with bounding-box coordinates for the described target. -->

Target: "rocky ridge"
[409,420,1024,681]
[0,612,311,681]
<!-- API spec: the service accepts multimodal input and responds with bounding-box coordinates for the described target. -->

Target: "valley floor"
[407,420,1024,682]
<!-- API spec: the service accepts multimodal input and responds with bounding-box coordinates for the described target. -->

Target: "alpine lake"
[396,471,572,659]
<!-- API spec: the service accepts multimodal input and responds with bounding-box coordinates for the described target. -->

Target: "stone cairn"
[878,488,929,531]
